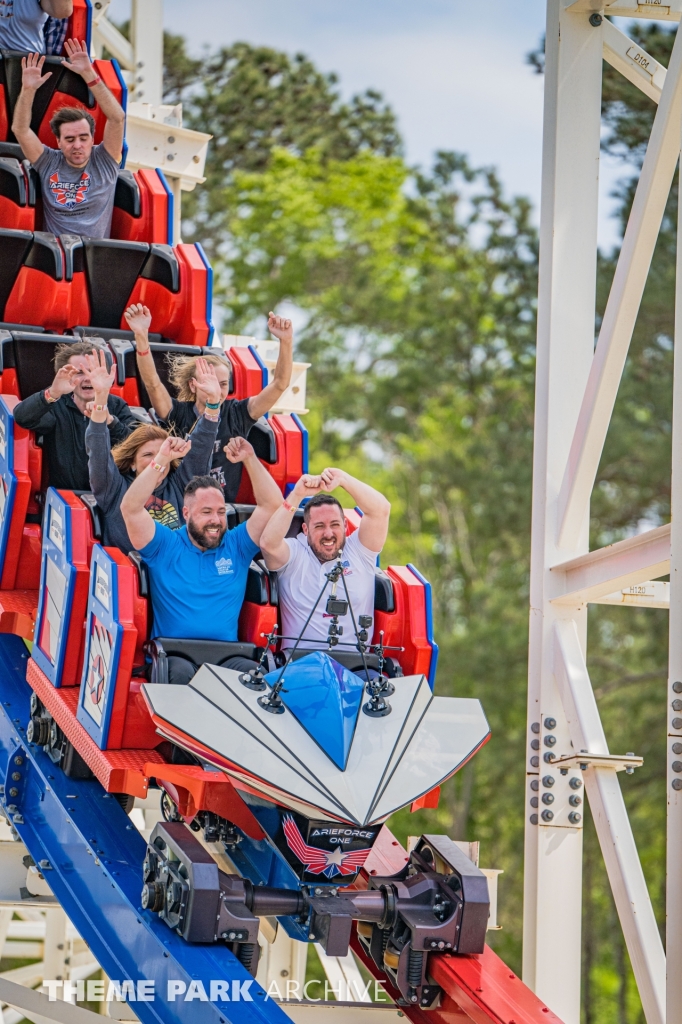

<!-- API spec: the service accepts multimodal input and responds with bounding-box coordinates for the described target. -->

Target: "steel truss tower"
[526,3,682,1024]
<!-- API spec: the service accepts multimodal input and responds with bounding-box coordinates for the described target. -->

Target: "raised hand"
[291,473,324,501]
[85,349,115,397]
[319,467,346,492]
[156,436,191,467]
[224,437,255,464]
[267,312,293,345]
[124,303,152,336]
[49,364,78,399]
[61,39,95,82]
[21,53,52,92]
[192,358,221,407]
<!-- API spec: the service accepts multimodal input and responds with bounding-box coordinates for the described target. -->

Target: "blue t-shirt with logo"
[139,521,259,642]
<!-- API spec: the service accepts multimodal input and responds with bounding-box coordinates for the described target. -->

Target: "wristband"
[44,388,58,404]
[137,347,152,356]
[204,411,219,422]
[150,461,166,473]
[282,499,295,512]
[205,401,221,410]
[93,403,106,413]
[86,74,102,88]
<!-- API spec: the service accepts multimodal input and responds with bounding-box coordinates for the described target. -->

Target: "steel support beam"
[666,113,682,1024]
[523,6,602,1020]
[556,25,682,548]
[553,622,665,1024]
[602,20,666,103]
[550,524,670,605]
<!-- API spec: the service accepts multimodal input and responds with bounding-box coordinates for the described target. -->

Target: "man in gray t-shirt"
[0,0,72,54]
[11,39,125,239]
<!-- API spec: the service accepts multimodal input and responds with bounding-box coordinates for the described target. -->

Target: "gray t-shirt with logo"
[33,143,119,239]
[0,0,47,53]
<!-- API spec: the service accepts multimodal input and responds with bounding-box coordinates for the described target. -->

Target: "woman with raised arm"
[124,303,294,500]
[84,350,222,553]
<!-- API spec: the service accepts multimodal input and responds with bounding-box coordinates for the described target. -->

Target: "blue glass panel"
[264,652,364,770]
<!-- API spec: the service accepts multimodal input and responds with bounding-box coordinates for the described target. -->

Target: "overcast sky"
[110,0,637,249]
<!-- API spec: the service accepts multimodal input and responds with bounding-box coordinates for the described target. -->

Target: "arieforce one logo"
[49,170,91,209]
[282,815,373,878]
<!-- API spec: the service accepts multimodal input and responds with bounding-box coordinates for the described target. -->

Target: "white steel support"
[130,0,163,106]
[524,6,602,1021]
[557,25,682,548]
[666,114,682,1024]
[554,622,665,1024]
[529,3,682,1022]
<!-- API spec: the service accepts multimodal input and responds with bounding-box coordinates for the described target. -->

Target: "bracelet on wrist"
[44,388,58,404]
[282,499,296,513]
[204,411,219,422]
[86,73,102,88]
[205,400,221,410]
[93,403,107,413]
[137,347,152,357]
[150,460,166,473]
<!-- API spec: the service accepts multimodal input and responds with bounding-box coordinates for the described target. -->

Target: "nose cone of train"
[263,652,366,770]
[142,664,490,827]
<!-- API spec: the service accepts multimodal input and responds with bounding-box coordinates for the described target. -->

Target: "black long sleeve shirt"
[14,390,136,491]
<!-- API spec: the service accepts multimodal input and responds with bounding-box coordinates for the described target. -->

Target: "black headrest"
[78,493,103,540]
[82,238,150,329]
[245,560,269,605]
[0,229,33,314]
[285,510,305,538]
[114,170,141,218]
[140,244,179,293]
[374,568,395,613]
[128,550,149,597]
[0,157,26,205]
[25,232,63,281]
[0,141,24,160]
[248,418,277,465]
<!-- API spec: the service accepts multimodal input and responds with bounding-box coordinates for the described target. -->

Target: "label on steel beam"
[626,46,657,77]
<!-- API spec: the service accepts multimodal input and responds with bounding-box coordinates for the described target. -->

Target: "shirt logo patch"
[215,557,233,576]
[49,170,91,209]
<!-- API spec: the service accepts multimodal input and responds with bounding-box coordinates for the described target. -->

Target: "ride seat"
[0,395,43,592]
[0,52,123,148]
[1,230,90,332]
[110,168,170,245]
[0,156,34,230]
[145,638,264,685]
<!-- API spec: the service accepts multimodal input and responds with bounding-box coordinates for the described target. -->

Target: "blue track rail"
[0,635,289,1024]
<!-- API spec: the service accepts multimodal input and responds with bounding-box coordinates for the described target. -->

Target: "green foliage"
[171,28,675,1021]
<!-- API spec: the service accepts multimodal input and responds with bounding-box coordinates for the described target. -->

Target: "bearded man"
[259,469,391,658]
[121,436,281,685]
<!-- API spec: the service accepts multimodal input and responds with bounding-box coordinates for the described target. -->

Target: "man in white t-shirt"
[259,469,391,658]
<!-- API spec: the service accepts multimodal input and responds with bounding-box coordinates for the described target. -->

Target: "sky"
[109,0,635,250]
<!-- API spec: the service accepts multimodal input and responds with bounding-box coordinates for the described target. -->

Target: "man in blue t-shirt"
[121,434,283,685]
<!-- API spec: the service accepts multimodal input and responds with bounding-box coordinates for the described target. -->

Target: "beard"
[309,535,344,563]
[187,517,227,550]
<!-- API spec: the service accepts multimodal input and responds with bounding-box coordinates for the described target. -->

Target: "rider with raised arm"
[13,340,136,491]
[12,40,125,239]
[259,469,391,659]
[124,304,294,500]
[120,438,283,685]
[85,351,221,553]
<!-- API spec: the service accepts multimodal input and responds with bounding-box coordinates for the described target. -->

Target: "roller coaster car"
[15,459,490,1006]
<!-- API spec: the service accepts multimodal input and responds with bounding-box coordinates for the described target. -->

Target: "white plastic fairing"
[142,666,490,826]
